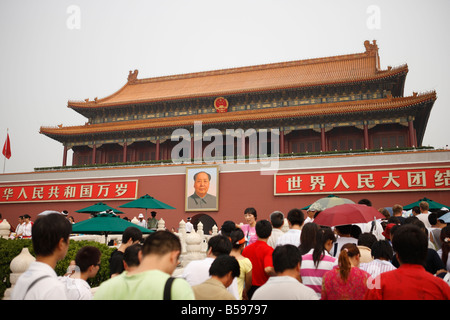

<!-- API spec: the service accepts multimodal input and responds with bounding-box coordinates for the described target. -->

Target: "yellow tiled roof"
[68,41,406,109]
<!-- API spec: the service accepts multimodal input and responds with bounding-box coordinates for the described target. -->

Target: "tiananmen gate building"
[1,40,449,232]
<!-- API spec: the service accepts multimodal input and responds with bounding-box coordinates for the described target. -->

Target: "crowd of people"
[8,199,450,300]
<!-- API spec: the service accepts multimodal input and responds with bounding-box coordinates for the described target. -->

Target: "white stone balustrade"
[0,219,11,239]
[3,247,36,300]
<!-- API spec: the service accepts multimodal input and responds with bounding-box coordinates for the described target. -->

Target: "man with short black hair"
[252,245,318,300]
[192,255,240,300]
[60,246,102,300]
[12,213,72,300]
[123,243,142,272]
[182,234,239,298]
[242,220,275,299]
[147,211,158,231]
[276,208,304,247]
[330,224,358,257]
[267,211,285,249]
[109,226,143,277]
[182,234,232,286]
[94,230,194,300]
[365,224,450,300]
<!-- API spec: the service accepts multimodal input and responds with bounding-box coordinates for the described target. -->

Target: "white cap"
[138,213,144,218]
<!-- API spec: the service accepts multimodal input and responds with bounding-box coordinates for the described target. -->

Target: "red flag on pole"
[2,133,11,159]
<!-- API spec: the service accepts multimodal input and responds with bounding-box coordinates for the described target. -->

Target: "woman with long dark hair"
[230,228,252,300]
[438,226,450,271]
[300,227,337,298]
[298,222,320,255]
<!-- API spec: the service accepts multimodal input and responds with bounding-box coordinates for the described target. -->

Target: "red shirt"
[364,264,450,300]
[242,240,273,286]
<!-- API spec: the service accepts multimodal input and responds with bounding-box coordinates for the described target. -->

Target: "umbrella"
[71,212,152,243]
[119,194,175,219]
[403,197,450,211]
[314,203,386,227]
[38,210,64,216]
[439,211,450,223]
[303,195,355,211]
[75,202,124,214]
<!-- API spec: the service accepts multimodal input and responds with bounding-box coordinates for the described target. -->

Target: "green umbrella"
[75,202,124,214]
[71,212,152,243]
[119,194,175,219]
[403,197,450,210]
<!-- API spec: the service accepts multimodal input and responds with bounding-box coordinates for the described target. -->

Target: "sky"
[0,0,449,173]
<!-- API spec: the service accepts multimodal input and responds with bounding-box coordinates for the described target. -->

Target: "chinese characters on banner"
[274,167,450,195]
[0,180,138,203]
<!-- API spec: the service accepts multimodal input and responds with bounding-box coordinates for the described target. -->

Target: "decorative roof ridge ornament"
[364,40,378,54]
[128,69,139,83]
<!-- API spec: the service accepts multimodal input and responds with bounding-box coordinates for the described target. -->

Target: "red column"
[62,146,68,167]
[321,127,327,152]
[364,123,369,150]
[123,142,127,162]
[280,129,285,154]
[414,128,418,147]
[156,139,160,161]
[162,143,167,161]
[408,120,416,147]
[92,144,97,164]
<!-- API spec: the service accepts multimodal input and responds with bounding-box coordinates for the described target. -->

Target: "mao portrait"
[185,166,219,211]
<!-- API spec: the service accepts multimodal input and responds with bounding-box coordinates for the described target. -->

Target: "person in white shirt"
[330,224,358,257]
[182,235,239,299]
[137,213,147,228]
[59,246,102,300]
[267,211,285,249]
[359,239,396,279]
[416,201,431,228]
[304,202,323,225]
[21,214,33,239]
[276,208,305,247]
[252,244,318,300]
[14,216,24,238]
[182,236,229,283]
[185,217,194,233]
[12,213,72,300]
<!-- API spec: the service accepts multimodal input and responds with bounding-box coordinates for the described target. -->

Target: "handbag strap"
[21,275,50,299]
[163,276,175,300]
[333,242,338,257]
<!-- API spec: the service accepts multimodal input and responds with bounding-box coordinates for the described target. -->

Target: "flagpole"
[3,128,8,174]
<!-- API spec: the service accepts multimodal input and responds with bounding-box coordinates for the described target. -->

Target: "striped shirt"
[300,249,337,298]
[359,259,397,279]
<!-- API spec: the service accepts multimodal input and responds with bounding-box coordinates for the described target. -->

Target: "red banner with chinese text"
[0,180,138,203]
[275,167,450,195]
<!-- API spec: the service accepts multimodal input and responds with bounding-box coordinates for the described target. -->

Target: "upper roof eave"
[42,91,436,140]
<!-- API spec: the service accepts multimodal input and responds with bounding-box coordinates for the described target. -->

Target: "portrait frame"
[185,165,219,212]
